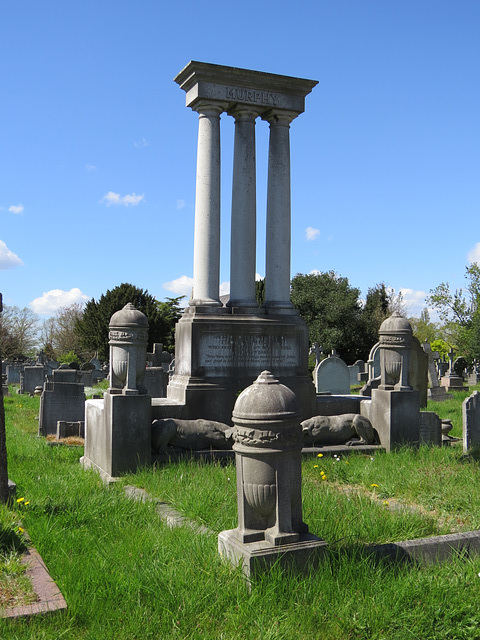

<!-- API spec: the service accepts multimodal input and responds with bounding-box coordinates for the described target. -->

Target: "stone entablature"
[174,61,317,117]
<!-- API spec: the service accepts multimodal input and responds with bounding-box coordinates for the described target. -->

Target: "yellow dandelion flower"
[317,453,323,458]
[24,501,30,506]
[18,527,24,533]
[16,497,25,503]
[344,460,349,464]
[313,465,318,469]
[383,501,389,507]
[321,475,327,481]
[371,484,379,488]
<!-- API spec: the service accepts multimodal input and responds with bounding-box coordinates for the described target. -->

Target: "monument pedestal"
[166,309,316,424]
[83,393,151,481]
[366,388,420,452]
[218,529,327,578]
[440,375,468,392]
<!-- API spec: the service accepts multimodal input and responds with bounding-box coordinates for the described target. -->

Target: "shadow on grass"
[0,524,27,555]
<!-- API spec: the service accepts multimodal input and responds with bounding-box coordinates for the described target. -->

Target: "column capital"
[191,101,228,117]
[227,104,260,122]
[262,109,298,126]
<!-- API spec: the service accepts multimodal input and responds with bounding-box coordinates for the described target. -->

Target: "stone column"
[227,107,258,311]
[263,111,296,311]
[190,103,224,308]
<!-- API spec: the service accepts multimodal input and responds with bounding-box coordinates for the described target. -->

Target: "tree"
[155,296,185,352]
[255,279,265,307]
[290,271,370,363]
[76,283,183,361]
[426,264,480,360]
[0,305,40,359]
[40,303,86,361]
[408,308,439,345]
[362,283,396,348]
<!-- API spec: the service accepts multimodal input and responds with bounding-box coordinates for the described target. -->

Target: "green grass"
[2,386,480,638]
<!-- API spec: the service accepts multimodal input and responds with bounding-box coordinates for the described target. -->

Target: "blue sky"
[1,0,479,319]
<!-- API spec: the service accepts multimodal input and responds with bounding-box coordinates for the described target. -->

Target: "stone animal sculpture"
[301,414,376,446]
[151,418,233,452]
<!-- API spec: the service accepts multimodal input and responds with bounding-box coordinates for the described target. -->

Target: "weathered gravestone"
[143,367,167,398]
[315,351,350,395]
[423,342,451,402]
[6,363,23,385]
[463,391,480,453]
[38,365,86,436]
[20,365,46,394]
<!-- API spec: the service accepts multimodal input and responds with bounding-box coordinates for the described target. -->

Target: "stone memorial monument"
[361,313,420,451]
[218,371,326,576]
[82,304,151,480]
[155,62,318,425]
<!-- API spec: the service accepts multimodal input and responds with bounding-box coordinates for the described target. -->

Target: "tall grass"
[2,386,480,638]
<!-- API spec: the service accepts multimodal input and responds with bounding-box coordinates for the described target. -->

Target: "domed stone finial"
[378,312,413,391]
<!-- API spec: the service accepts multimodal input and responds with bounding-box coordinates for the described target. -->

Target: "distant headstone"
[463,391,480,453]
[143,367,167,398]
[315,351,350,395]
[6,363,23,385]
[38,367,85,436]
[423,342,451,402]
[20,365,46,394]
[419,412,442,446]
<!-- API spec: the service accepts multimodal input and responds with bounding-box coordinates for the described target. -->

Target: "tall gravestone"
[157,62,318,425]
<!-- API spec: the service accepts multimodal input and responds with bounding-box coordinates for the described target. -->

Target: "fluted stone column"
[227,107,258,311]
[190,103,224,308]
[264,111,296,311]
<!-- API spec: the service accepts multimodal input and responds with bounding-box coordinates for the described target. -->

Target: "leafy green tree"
[290,271,371,363]
[255,279,265,307]
[76,283,183,361]
[361,283,396,349]
[409,308,439,345]
[155,296,184,352]
[427,264,480,360]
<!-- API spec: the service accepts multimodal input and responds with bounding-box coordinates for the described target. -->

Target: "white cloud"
[468,243,480,265]
[30,288,89,315]
[219,281,230,297]
[134,138,149,148]
[100,191,144,207]
[86,164,97,172]
[0,240,24,269]
[176,199,186,210]
[309,269,321,275]
[8,204,24,214]
[255,273,264,281]
[305,226,320,241]
[163,275,194,298]
[394,288,429,318]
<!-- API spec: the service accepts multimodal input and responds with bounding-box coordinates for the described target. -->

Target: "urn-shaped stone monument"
[218,371,326,576]
[378,312,413,391]
[108,303,148,395]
